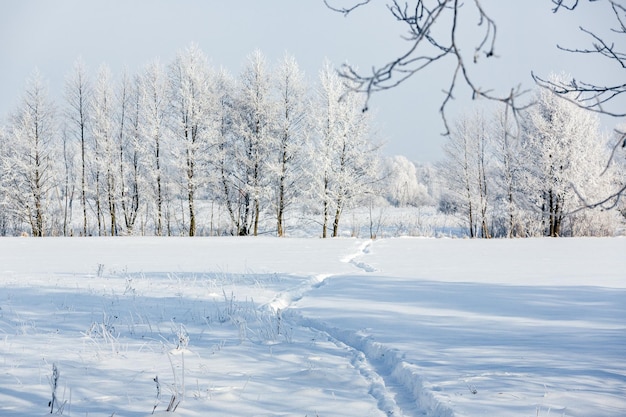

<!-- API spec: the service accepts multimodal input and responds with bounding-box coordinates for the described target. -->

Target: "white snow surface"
[0,236,624,417]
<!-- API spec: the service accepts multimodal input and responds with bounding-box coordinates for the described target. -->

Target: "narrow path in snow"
[265,240,448,417]
[266,240,374,311]
[341,240,378,273]
[286,310,454,417]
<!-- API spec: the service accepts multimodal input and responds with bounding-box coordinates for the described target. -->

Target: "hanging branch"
[323,0,371,16]
[325,0,530,135]
[534,1,626,118]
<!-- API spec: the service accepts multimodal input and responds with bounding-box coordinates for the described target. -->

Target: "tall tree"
[116,70,142,235]
[168,44,214,236]
[212,69,245,235]
[140,60,170,235]
[91,64,117,235]
[271,54,308,237]
[440,110,494,238]
[231,50,275,236]
[490,107,523,237]
[59,124,77,236]
[64,58,91,235]
[521,78,610,236]
[313,61,380,237]
[4,70,60,236]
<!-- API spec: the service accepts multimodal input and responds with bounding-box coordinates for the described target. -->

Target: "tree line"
[0,45,380,237]
[0,46,623,238]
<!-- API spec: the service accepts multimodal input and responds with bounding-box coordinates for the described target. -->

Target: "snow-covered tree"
[382,155,429,207]
[168,44,215,236]
[139,60,171,235]
[211,69,243,235]
[114,70,143,235]
[271,54,309,237]
[312,61,380,238]
[229,50,275,236]
[3,71,60,236]
[64,58,91,235]
[58,124,77,236]
[439,110,493,238]
[519,77,612,236]
[91,64,118,236]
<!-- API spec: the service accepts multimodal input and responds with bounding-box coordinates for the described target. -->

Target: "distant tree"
[58,124,77,236]
[382,155,429,207]
[91,65,117,236]
[490,107,524,237]
[116,70,142,235]
[64,57,91,235]
[139,60,171,235]
[439,111,491,238]
[312,61,380,238]
[271,54,309,237]
[168,44,214,236]
[3,71,60,236]
[230,50,275,236]
[212,69,245,235]
[520,76,614,236]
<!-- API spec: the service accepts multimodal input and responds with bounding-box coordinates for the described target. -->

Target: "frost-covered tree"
[0,126,9,234]
[489,107,526,237]
[139,60,171,235]
[212,69,244,235]
[3,71,60,236]
[382,155,429,207]
[271,54,309,237]
[58,124,77,236]
[523,84,585,236]
[115,70,143,235]
[91,65,118,236]
[312,61,380,238]
[229,50,275,236]
[520,78,616,236]
[168,44,215,236]
[440,111,493,238]
[64,58,91,235]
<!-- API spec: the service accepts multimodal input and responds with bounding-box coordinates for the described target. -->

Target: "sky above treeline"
[0,0,621,162]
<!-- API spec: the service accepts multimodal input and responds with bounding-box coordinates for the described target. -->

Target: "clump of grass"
[152,375,180,414]
[48,363,59,413]
[48,363,67,414]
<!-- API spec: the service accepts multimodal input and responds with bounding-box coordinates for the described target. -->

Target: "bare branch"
[328,0,530,135]
[551,0,580,12]
[535,1,626,121]
[533,72,626,117]
[557,27,626,68]
[570,182,626,214]
[324,0,371,16]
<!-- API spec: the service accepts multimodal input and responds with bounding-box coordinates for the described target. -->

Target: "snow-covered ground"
[0,237,624,417]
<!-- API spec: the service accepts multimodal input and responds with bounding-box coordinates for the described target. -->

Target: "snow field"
[0,237,624,416]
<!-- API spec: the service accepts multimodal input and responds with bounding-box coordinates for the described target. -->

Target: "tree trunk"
[81,123,87,236]
[322,176,330,238]
[332,200,342,238]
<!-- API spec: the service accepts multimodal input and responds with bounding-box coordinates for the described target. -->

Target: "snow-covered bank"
[0,237,624,416]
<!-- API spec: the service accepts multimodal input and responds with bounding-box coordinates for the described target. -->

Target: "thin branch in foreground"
[323,0,371,16]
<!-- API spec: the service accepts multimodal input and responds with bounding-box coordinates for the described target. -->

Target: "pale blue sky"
[0,1,619,162]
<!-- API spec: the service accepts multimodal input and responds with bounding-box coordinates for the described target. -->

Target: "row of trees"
[439,75,625,238]
[1,47,623,238]
[0,46,380,237]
